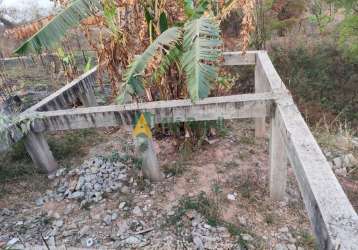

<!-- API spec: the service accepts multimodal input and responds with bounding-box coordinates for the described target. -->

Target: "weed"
[222,222,265,250]
[294,229,317,249]
[106,151,122,163]
[0,129,103,193]
[239,179,252,199]
[223,161,238,169]
[239,136,255,145]
[239,151,249,160]
[264,212,277,225]
[271,43,358,124]
[80,201,93,210]
[167,192,221,227]
[48,129,103,161]
[163,161,186,177]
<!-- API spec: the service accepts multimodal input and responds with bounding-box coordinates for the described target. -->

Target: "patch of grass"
[223,222,249,248]
[0,140,37,185]
[239,136,255,145]
[264,212,278,225]
[238,178,253,200]
[162,161,186,177]
[167,192,221,227]
[294,229,317,249]
[0,129,103,188]
[48,129,103,161]
[222,222,265,250]
[238,150,249,160]
[223,161,238,169]
[166,192,263,250]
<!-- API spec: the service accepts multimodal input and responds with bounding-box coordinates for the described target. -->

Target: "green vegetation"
[338,14,358,63]
[294,229,318,249]
[48,129,104,162]
[0,129,103,184]
[271,42,358,124]
[166,191,263,249]
[14,0,102,54]
[167,192,221,227]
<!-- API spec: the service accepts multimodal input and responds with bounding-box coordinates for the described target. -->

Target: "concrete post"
[269,111,288,200]
[135,135,163,182]
[24,131,58,174]
[255,59,266,138]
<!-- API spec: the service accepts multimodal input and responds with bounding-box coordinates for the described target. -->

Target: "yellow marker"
[133,113,152,139]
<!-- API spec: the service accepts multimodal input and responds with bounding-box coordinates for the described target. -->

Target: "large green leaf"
[182,16,222,101]
[14,0,102,55]
[118,27,182,103]
[183,0,210,19]
[151,46,182,83]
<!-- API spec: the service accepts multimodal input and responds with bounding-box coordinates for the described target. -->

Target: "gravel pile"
[38,156,129,206]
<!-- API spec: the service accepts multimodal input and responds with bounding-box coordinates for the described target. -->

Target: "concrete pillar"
[269,112,288,200]
[135,135,163,182]
[255,59,266,138]
[79,85,97,107]
[24,131,58,174]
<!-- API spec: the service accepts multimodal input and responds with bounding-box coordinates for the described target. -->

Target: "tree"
[11,0,254,101]
[0,0,15,28]
[323,0,358,62]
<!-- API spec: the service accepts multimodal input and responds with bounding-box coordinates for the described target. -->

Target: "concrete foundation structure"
[1,51,357,249]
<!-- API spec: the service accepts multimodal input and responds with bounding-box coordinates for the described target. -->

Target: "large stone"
[103,214,112,225]
[343,154,358,168]
[124,236,141,244]
[69,191,84,199]
[76,176,85,190]
[332,157,343,169]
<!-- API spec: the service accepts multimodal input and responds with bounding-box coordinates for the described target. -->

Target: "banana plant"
[13,0,102,55]
[119,0,222,103]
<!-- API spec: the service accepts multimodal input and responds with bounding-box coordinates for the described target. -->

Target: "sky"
[0,0,55,22]
[1,0,53,9]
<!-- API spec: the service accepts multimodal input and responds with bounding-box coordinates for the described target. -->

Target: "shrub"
[271,42,358,124]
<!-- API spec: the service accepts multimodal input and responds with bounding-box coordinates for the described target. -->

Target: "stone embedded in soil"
[241,233,254,241]
[193,236,204,250]
[119,202,126,210]
[343,153,358,167]
[103,214,113,225]
[35,197,44,206]
[54,219,64,228]
[79,225,91,237]
[124,235,142,244]
[82,237,95,247]
[133,206,143,217]
[335,168,348,176]
[6,238,19,246]
[333,157,343,169]
[227,192,237,201]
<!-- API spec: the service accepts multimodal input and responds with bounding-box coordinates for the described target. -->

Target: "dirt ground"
[0,120,316,249]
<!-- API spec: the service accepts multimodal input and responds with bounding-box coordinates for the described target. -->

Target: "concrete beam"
[223,51,257,66]
[276,96,358,249]
[31,93,275,132]
[256,51,288,93]
[25,66,98,112]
